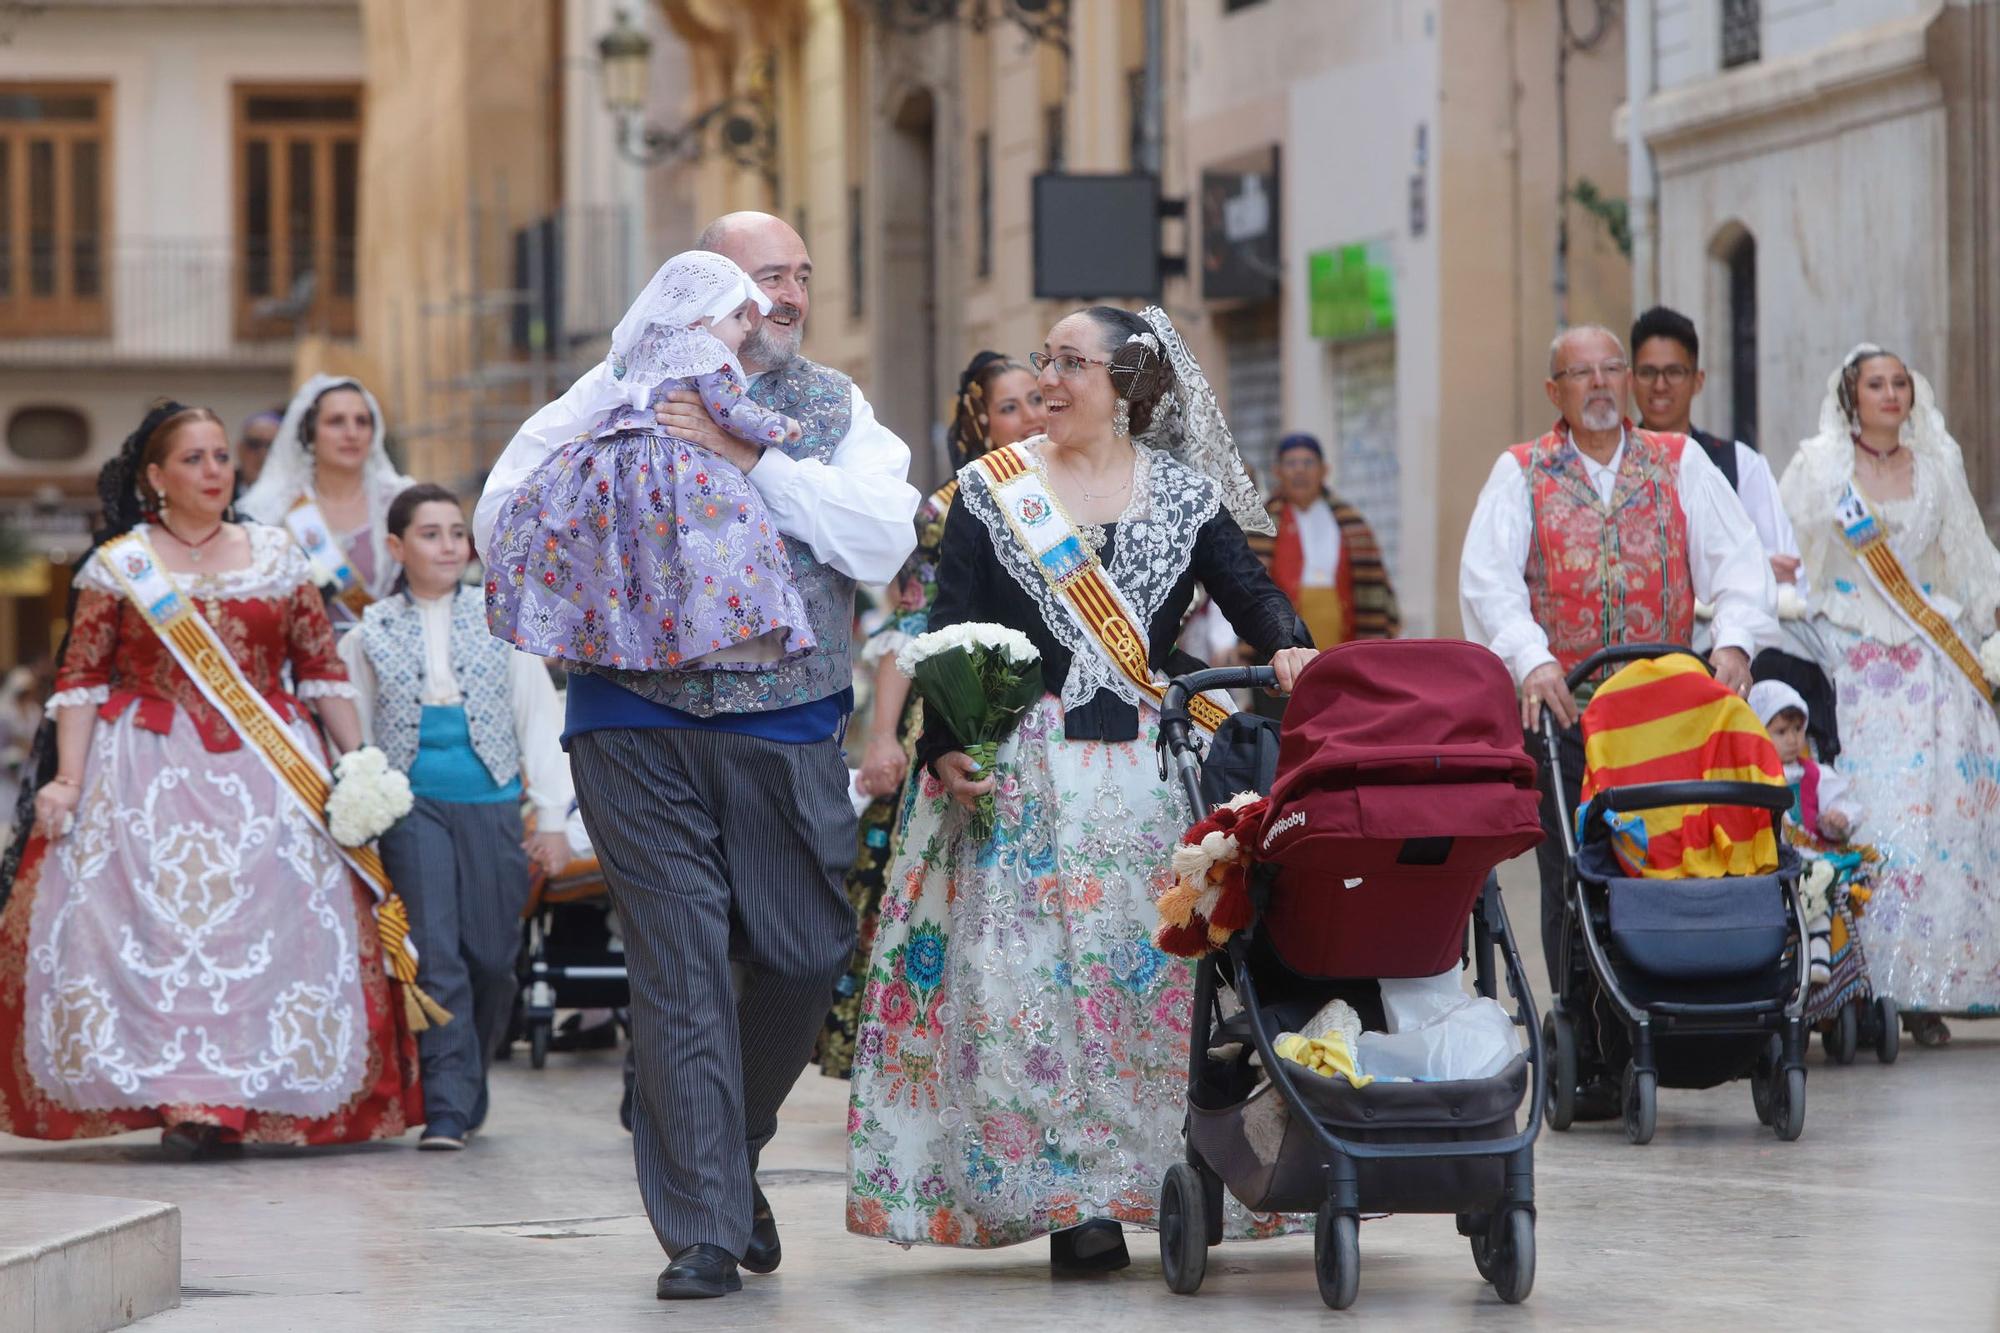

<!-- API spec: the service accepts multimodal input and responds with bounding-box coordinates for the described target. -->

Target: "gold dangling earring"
[1112,397,1131,439]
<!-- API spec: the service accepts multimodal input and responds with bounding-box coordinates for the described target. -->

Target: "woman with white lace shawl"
[845,306,1315,1267]
[238,374,413,629]
[1778,345,2000,1044]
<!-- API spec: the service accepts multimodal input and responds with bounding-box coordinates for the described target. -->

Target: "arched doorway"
[877,87,941,489]
[1708,222,1758,449]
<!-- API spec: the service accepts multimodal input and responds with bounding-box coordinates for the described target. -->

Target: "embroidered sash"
[97,531,445,1025]
[974,444,1229,733]
[286,496,373,615]
[1833,483,1987,694]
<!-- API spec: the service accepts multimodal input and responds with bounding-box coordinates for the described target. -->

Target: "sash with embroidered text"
[1834,483,1986,694]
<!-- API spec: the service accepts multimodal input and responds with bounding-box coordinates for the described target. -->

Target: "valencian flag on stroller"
[1578,654,1785,880]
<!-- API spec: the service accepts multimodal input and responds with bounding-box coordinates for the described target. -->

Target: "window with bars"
[0,84,109,338]
[975,131,992,279]
[1721,0,1761,69]
[235,85,361,338]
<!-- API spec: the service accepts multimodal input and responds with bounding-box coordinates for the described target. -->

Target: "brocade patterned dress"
[845,440,1307,1248]
[484,365,815,672]
[0,525,422,1144]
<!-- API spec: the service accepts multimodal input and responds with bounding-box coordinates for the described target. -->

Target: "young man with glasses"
[1458,324,1777,1024]
[1630,306,1802,591]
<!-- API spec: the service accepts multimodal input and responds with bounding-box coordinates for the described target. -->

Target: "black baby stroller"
[512,847,630,1068]
[1154,641,1547,1310]
[1538,644,1812,1145]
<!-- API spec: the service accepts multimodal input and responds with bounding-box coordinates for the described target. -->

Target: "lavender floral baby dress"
[485,361,816,671]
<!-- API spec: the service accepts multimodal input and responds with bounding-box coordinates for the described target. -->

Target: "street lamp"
[596,10,778,187]
[871,0,1072,56]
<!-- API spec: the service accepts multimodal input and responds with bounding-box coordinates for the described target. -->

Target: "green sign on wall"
[1308,241,1395,341]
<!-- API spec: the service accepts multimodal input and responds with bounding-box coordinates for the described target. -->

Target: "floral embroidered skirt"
[845,695,1287,1248]
[0,707,421,1143]
[1829,629,2000,1013]
[484,428,815,671]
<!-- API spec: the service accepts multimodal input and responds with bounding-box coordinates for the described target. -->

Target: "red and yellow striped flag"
[1580,656,1784,879]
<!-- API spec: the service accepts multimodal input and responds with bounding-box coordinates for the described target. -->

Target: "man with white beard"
[1458,323,1774,1013]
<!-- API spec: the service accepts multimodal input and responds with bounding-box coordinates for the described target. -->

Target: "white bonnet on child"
[606,250,773,408]
[1749,680,1809,730]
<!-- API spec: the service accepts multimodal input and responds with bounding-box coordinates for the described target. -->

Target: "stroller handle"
[1585,779,1795,817]
[1160,667,1278,739]
[1562,642,1708,694]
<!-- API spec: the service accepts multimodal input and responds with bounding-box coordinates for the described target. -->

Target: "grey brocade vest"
[587,355,856,716]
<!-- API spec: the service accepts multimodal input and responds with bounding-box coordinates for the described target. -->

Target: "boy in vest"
[1459,325,1777,1028]
[340,483,575,1149]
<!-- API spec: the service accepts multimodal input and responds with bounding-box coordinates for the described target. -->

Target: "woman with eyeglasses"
[1778,344,2000,1047]
[844,306,1313,1268]
[819,350,1045,1080]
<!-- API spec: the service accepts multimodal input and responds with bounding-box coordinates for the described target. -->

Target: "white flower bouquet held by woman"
[1980,631,2000,704]
[897,622,1042,840]
[325,746,415,847]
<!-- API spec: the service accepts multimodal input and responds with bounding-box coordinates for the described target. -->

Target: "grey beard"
[741,319,803,371]
[1579,401,1622,433]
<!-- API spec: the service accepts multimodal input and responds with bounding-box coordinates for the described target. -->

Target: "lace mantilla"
[607,250,769,404]
[77,524,312,602]
[960,437,1221,716]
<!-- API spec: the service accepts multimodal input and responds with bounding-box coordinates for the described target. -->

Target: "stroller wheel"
[1314,1205,1360,1311]
[1824,1003,1859,1065]
[1621,1062,1657,1146]
[1543,1013,1578,1133]
[1749,1041,1777,1125]
[1874,997,1900,1064]
[1158,1164,1208,1296]
[1475,1209,1535,1305]
[1770,1065,1807,1141]
[529,1020,551,1070]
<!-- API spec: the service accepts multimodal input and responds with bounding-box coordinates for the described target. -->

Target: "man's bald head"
[698,211,811,371]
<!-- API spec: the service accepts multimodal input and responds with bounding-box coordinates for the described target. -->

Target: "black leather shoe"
[657,1244,742,1300]
[742,1184,781,1275]
[1049,1220,1130,1272]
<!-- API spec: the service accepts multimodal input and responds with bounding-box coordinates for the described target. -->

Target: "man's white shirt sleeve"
[1733,443,1808,598]
[744,382,920,584]
[1458,453,1555,685]
[473,364,613,555]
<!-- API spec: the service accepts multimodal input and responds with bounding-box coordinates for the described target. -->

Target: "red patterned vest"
[1509,422,1695,674]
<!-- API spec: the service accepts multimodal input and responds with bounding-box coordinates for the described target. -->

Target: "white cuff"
[746,445,800,503]
[1509,645,1558,687]
[860,628,913,669]
[297,679,359,700]
[45,685,108,716]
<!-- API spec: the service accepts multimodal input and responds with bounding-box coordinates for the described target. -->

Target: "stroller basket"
[1606,874,1791,980]
[1190,1055,1529,1217]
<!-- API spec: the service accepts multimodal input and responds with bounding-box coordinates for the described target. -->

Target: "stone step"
[0,1189,179,1333]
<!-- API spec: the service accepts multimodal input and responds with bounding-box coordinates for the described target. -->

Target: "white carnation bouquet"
[325,746,415,847]
[1981,631,2000,703]
[897,622,1042,841]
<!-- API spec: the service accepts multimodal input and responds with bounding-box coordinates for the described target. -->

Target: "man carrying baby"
[476,211,920,1300]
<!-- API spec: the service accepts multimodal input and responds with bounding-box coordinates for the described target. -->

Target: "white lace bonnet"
[605,250,771,409]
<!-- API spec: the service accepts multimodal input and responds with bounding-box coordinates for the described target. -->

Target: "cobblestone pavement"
[6,866,2000,1331]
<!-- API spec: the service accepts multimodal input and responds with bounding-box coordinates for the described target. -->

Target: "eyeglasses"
[1029,351,1113,378]
[1633,365,1693,386]
[1552,360,1629,384]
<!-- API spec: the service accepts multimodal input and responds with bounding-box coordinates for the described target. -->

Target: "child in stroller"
[1749,681,1899,1065]
[1151,640,1547,1310]
[1542,645,1812,1147]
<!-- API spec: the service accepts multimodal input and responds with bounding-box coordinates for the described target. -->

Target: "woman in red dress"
[0,401,421,1154]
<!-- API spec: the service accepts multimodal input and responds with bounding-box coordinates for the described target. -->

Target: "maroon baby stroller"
[1155,640,1547,1309]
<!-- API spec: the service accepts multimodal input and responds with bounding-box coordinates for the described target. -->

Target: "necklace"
[160,518,225,562]
[1852,432,1902,461]
[1054,448,1134,503]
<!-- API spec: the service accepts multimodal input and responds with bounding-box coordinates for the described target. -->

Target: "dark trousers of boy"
[568,726,856,1261]
[380,797,534,1133]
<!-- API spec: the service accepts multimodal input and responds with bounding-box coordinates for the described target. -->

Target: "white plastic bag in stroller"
[1357,966,1520,1082]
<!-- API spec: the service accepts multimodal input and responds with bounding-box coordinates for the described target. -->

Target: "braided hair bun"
[1085,305,1176,437]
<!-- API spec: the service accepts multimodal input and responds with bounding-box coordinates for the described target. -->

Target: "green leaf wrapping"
[905,643,1042,843]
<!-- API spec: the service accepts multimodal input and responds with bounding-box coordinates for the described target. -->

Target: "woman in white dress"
[239,374,413,628]
[1779,345,2000,1044]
